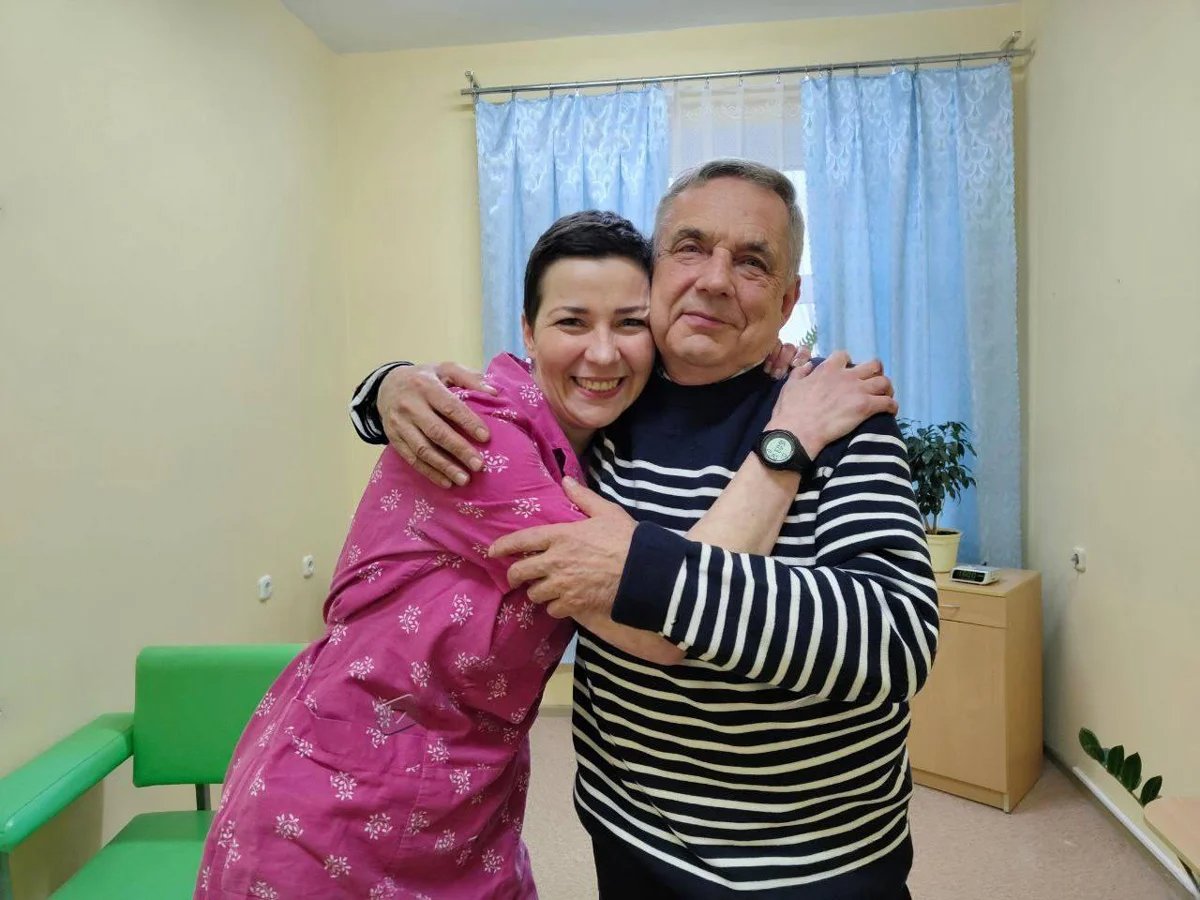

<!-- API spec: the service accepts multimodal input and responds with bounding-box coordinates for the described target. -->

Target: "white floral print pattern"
[480,450,509,473]
[487,674,508,700]
[363,812,393,840]
[370,878,399,899]
[512,497,541,518]
[407,809,431,835]
[397,604,421,634]
[253,691,275,718]
[274,813,302,840]
[380,489,403,512]
[428,736,449,763]
[455,501,485,518]
[450,593,473,625]
[248,768,266,797]
[330,772,357,801]
[483,848,504,874]
[348,656,375,680]
[411,660,431,688]
[324,854,351,878]
[519,383,543,406]
[449,768,472,794]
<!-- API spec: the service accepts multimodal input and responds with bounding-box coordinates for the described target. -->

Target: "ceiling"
[281,0,1010,54]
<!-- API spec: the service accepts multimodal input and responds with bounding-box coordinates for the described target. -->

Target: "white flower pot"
[926,530,961,573]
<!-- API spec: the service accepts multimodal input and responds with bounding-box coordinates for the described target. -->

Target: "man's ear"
[780,277,802,325]
[521,315,535,360]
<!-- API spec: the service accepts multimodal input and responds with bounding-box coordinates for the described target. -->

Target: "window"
[778,170,817,352]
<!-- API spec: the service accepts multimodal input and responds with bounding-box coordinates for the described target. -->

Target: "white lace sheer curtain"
[666,78,817,348]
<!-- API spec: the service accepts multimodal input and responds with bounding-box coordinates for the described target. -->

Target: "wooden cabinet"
[908,569,1043,812]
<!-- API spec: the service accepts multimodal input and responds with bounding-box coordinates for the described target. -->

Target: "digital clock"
[949,565,999,585]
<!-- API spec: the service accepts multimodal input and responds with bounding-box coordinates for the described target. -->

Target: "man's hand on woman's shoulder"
[378,361,496,488]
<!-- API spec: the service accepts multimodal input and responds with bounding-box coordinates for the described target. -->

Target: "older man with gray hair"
[351,159,937,898]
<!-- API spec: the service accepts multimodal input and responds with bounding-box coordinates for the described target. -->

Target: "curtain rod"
[461,32,1030,97]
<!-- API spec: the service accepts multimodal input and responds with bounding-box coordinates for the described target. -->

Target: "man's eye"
[675,243,703,255]
[740,257,768,271]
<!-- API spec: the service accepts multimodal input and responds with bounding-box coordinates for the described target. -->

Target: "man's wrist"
[612,523,695,634]
[764,419,823,463]
[350,361,410,444]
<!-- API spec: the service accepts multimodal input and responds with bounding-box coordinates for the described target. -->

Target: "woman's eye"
[619,318,648,329]
[555,318,585,328]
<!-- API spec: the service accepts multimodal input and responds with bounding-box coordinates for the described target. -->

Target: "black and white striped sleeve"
[348,361,410,444]
[611,414,939,703]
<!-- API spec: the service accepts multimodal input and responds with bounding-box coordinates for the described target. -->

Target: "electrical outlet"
[302,555,316,578]
[1070,547,1087,573]
[257,574,273,600]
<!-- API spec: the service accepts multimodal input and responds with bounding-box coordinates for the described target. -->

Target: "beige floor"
[525,711,1193,900]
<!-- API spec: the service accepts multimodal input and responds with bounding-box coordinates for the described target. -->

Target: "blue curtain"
[802,63,1020,566]
[475,89,669,361]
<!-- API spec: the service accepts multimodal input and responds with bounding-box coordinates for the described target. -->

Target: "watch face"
[762,434,794,465]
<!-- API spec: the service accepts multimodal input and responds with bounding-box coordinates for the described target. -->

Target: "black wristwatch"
[754,429,815,478]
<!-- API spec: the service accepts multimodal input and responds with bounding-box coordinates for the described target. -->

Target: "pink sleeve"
[408,417,583,721]
[408,417,586,590]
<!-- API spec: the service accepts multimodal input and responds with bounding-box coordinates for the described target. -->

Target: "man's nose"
[695,249,734,296]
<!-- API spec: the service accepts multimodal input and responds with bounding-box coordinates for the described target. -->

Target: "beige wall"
[333,3,1023,493]
[1019,0,1200,862]
[17,0,1197,892]
[0,1,346,894]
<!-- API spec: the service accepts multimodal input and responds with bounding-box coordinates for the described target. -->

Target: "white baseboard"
[1069,764,1198,897]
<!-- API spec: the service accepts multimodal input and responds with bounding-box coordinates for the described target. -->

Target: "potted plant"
[1079,728,1197,890]
[898,420,977,573]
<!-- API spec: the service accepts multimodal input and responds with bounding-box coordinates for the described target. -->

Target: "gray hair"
[653,158,805,278]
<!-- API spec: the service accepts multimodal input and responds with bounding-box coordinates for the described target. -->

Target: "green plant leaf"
[1105,745,1125,777]
[1079,728,1105,763]
[1140,775,1163,806]
[1121,753,1142,792]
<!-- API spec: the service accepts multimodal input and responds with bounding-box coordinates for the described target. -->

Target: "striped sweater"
[574,364,938,896]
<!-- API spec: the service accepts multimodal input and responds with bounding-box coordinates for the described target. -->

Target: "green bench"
[0,644,302,899]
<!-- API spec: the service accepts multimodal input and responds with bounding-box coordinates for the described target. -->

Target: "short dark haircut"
[523,211,653,324]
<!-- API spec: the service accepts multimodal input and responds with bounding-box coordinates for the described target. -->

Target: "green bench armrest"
[0,713,134,853]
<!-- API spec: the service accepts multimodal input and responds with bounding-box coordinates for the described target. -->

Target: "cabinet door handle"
[938,603,961,612]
